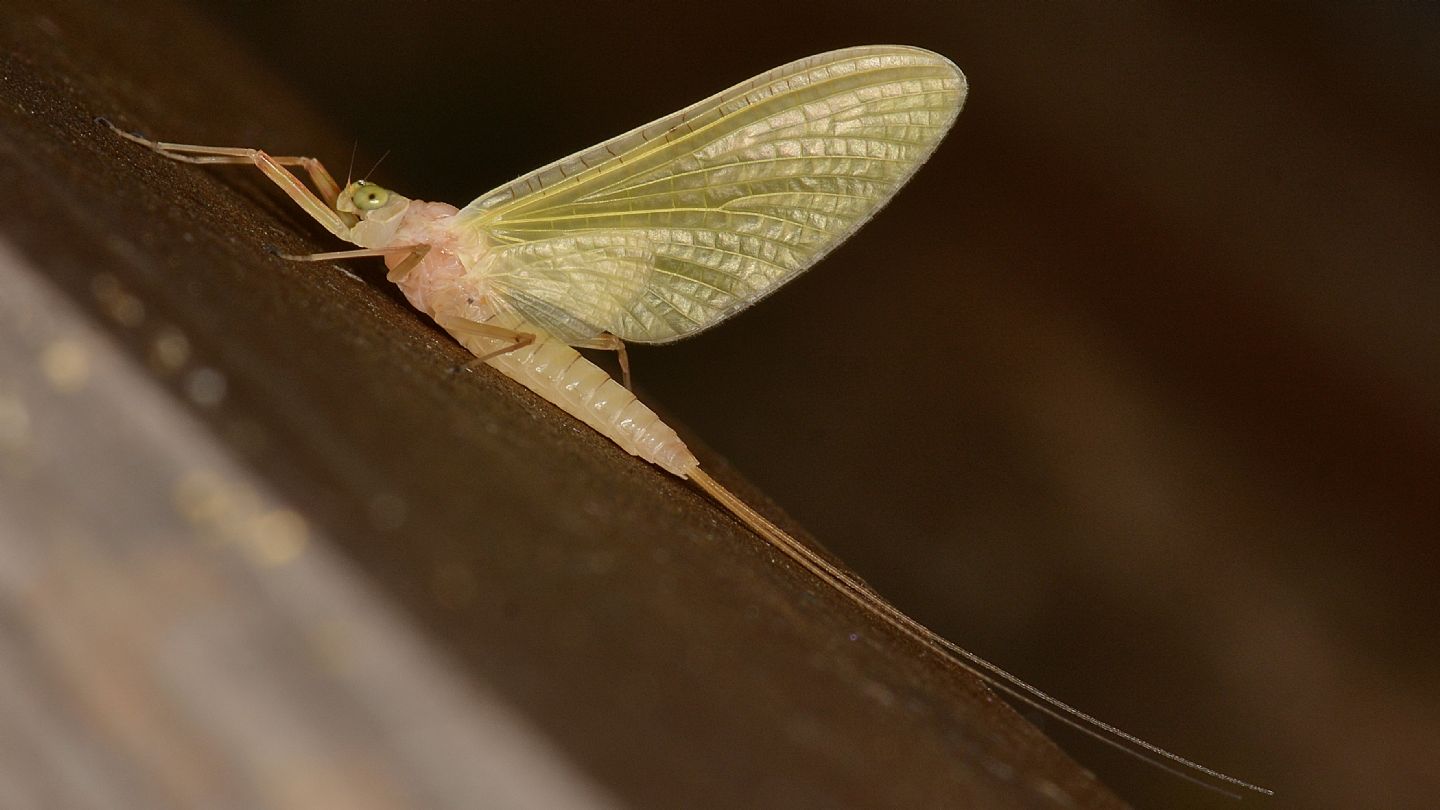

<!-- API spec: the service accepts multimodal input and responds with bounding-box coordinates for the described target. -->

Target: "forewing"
[461,46,967,344]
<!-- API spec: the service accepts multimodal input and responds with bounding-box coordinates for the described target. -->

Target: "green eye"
[352,183,390,211]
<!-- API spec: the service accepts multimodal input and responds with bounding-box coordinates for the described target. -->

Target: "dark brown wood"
[0,1,1128,807]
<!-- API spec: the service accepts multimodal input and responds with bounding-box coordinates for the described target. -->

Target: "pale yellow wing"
[481,232,657,343]
[459,46,967,344]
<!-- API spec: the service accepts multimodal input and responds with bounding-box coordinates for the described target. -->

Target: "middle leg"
[278,245,432,282]
[435,315,537,365]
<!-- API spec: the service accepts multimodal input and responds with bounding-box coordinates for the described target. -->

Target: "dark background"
[100,2,1440,808]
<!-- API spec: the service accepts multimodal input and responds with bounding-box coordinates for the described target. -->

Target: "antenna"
[344,140,357,189]
[362,148,391,182]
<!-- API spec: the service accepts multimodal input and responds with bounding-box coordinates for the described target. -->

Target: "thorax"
[384,201,495,323]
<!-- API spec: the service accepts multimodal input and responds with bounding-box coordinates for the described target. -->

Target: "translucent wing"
[460,46,967,344]
[483,231,656,343]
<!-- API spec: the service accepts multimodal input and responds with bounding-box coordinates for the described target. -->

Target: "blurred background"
[46,2,1440,807]
[195,2,1438,808]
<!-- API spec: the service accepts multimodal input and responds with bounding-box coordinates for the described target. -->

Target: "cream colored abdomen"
[389,230,697,477]
[454,311,698,478]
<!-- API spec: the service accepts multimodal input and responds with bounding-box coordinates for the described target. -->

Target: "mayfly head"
[338,180,405,216]
[337,180,411,248]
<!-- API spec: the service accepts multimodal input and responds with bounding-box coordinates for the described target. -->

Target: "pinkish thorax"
[384,200,493,323]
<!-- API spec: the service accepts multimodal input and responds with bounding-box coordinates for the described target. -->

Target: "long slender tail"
[687,467,1271,798]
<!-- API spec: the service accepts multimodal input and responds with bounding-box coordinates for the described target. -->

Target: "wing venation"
[461,45,967,344]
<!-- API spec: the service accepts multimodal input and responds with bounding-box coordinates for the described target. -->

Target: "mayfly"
[109,46,1268,798]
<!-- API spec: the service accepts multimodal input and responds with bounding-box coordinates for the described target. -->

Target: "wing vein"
[458,47,965,344]
[469,58,959,224]
[496,207,837,236]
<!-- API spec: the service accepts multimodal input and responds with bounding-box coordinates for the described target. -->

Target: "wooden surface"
[0,1,1129,808]
[195,3,1437,810]
[0,241,614,809]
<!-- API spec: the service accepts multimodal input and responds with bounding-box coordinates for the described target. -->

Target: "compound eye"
[352,183,390,211]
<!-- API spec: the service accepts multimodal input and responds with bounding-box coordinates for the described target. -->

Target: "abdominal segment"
[449,311,698,478]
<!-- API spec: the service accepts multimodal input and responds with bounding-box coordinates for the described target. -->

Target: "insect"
[109,45,1268,797]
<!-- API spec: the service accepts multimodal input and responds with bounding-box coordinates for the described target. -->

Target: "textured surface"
[0,1,1124,808]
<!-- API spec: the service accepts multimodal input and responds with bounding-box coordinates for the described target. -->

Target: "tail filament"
[687,467,1271,799]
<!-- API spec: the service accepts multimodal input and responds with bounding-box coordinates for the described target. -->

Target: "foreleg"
[106,120,353,238]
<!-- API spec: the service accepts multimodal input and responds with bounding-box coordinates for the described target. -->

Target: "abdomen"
[452,310,699,478]
[394,245,697,476]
